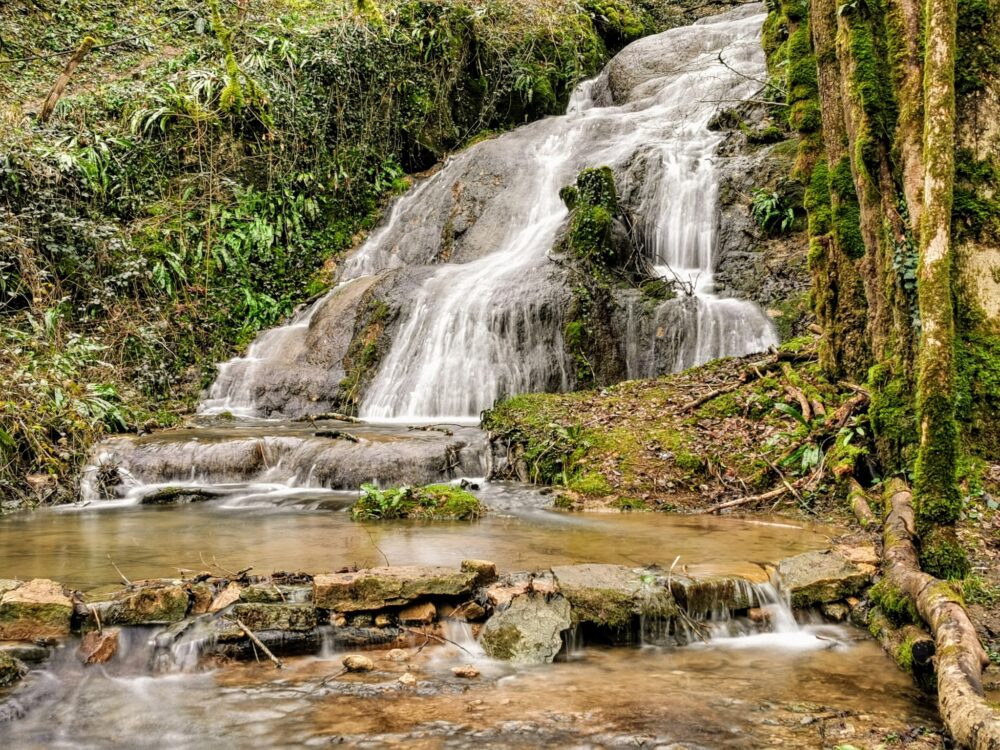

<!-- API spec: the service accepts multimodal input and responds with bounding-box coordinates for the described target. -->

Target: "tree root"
[848,478,877,527]
[882,479,1000,749]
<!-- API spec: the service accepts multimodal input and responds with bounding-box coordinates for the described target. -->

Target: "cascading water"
[199,5,777,422]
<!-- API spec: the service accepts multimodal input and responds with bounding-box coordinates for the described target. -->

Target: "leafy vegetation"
[750,188,796,235]
[351,483,485,520]
[0,0,657,507]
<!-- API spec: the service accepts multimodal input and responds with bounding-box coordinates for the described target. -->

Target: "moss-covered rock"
[101,582,190,626]
[551,564,674,628]
[0,579,73,640]
[480,594,571,663]
[0,650,26,687]
[775,550,872,607]
[224,603,316,634]
[313,565,478,612]
[351,483,485,520]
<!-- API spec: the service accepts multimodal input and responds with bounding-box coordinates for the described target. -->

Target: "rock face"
[313,566,478,611]
[225,603,316,633]
[775,550,872,607]
[0,579,73,640]
[551,564,674,628]
[480,594,571,664]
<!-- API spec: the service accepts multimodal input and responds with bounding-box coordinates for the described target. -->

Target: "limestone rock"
[460,560,497,584]
[484,577,531,608]
[398,671,417,686]
[820,602,850,622]
[775,550,872,607]
[551,564,674,628]
[226,603,316,633]
[669,573,756,614]
[104,582,189,625]
[451,664,480,678]
[210,582,242,612]
[398,601,436,625]
[239,583,311,604]
[0,580,21,598]
[480,594,571,664]
[188,583,214,615]
[78,628,120,664]
[313,566,477,611]
[343,654,375,672]
[0,579,73,640]
[386,648,409,661]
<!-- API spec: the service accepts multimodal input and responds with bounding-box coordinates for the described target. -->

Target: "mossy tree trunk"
[913,0,968,577]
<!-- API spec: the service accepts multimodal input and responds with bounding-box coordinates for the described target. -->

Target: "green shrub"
[351,483,485,520]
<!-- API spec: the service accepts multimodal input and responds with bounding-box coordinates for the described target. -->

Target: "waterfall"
[199,4,777,421]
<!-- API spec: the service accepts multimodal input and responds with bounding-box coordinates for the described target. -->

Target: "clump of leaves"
[351,483,485,520]
[750,188,796,234]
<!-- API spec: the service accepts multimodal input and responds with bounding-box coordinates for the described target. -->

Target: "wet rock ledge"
[0,548,875,687]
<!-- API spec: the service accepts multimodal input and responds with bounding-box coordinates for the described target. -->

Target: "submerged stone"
[0,579,73,640]
[480,594,571,664]
[775,550,872,607]
[343,654,375,672]
[139,487,220,505]
[313,566,477,612]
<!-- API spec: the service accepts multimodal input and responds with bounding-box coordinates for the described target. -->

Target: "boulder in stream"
[313,565,478,611]
[101,581,190,625]
[775,550,872,607]
[0,579,73,640]
[551,564,676,628]
[480,594,571,664]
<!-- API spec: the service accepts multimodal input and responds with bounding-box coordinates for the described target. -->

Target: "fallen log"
[882,479,1000,749]
[847,478,877,527]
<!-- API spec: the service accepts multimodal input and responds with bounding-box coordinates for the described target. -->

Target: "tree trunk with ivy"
[766,0,1000,740]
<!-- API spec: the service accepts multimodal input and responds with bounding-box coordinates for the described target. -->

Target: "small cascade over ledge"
[200,4,777,423]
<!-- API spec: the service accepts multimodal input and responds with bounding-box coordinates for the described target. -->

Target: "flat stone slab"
[0,579,73,640]
[669,573,757,614]
[481,594,571,664]
[551,564,675,627]
[775,550,872,607]
[313,566,478,611]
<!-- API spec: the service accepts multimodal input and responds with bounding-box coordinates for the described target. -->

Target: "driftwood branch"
[107,554,131,586]
[882,479,1000,748]
[223,616,283,669]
